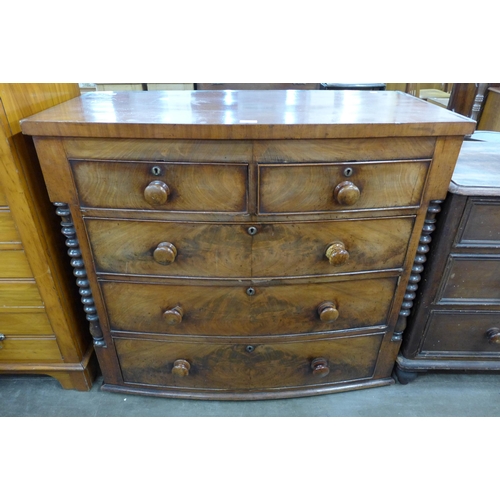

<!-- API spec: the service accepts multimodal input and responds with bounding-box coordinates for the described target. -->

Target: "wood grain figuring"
[258,161,429,213]
[101,277,397,336]
[72,160,248,212]
[20,91,476,139]
[86,217,413,278]
[0,281,43,308]
[115,333,384,390]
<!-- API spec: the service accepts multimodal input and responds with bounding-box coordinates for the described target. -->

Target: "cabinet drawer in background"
[101,277,398,336]
[258,160,429,214]
[456,198,500,248]
[420,311,500,356]
[114,333,384,391]
[71,160,248,213]
[437,256,500,305]
[86,217,414,278]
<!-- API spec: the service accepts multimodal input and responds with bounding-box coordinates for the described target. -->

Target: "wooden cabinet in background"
[21,90,474,399]
[395,133,500,382]
[0,84,97,390]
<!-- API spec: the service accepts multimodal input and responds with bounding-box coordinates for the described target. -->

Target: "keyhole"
[246,287,256,296]
[247,226,258,236]
[246,345,255,353]
[344,167,353,177]
[151,166,162,176]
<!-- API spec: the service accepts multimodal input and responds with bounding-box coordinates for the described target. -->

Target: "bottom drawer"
[114,333,384,392]
[0,337,62,362]
[421,311,500,356]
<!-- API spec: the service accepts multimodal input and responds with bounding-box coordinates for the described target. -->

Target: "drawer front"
[0,210,21,243]
[0,250,33,278]
[86,219,252,278]
[0,311,54,335]
[87,217,413,278]
[0,337,62,362]
[0,182,7,207]
[71,160,248,213]
[421,311,500,356]
[0,282,43,308]
[438,256,500,305]
[114,333,384,390]
[102,277,398,336]
[456,199,500,248]
[258,160,429,214]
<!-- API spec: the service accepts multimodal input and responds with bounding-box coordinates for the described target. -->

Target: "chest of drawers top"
[21,90,474,139]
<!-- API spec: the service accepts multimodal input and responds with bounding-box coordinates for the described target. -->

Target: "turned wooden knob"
[325,241,350,266]
[144,180,170,206]
[317,301,339,323]
[163,305,184,325]
[172,359,190,377]
[334,181,360,206]
[487,328,500,344]
[311,357,330,378]
[153,242,177,265]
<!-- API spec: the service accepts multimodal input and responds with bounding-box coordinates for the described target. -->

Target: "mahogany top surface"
[20,90,475,140]
[450,133,500,195]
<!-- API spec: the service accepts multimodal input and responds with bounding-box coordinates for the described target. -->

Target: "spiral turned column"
[392,200,443,342]
[54,203,106,348]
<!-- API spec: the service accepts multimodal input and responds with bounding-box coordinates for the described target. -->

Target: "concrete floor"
[1,371,499,416]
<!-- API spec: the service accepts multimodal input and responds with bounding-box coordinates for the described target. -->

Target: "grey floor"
[1,371,499,416]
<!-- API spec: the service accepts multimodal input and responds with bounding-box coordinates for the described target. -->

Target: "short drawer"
[114,333,384,391]
[437,256,500,305]
[258,160,429,214]
[456,199,500,248]
[0,336,62,362]
[71,160,248,213]
[101,277,398,336]
[0,281,43,308]
[0,250,33,278]
[86,217,413,278]
[421,311,500,356]
[0,210,21,244]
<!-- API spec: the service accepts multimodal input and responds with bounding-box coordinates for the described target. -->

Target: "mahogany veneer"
[21,90,475,399]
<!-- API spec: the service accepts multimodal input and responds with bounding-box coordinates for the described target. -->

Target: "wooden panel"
[0,250,33,278]
[456,199,500,247]
[0,281,43,308]
[0,181,7,206]
[72,160,248,213]
[421,311,500,355]
[86,217,413,278]
[438,256,500,304]
[478,88,500,131]
[102,277,398,336]
[0,337,62,362]
[0,210,21,243]
[195,83,320,90]
[115,333,384,390]
[0,311,53,335]
[259,161,429,214]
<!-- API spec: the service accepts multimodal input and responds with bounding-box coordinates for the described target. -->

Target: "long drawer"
[0,311,53,335]
[0,336,62,362]
[0,210,21,244]
[0,281,43,308]
[0,250,33,278]
[258,160,429,214]
[114,332,384,391]
[86,217,414,278]
[101,277,398,336]
[71,160,249,213]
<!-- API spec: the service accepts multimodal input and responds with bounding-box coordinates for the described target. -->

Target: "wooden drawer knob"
[144,180,170,206]
[325,241,350,266]
[317,301,339,323]
[334,181,360,206]
[172,359,190,377]
[311,357,330,377]
[487,328,500,344]
[153,242,177,265]
[163,305,184,325]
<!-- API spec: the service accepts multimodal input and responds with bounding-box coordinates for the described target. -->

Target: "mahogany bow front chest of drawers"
[21,90,475,399]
